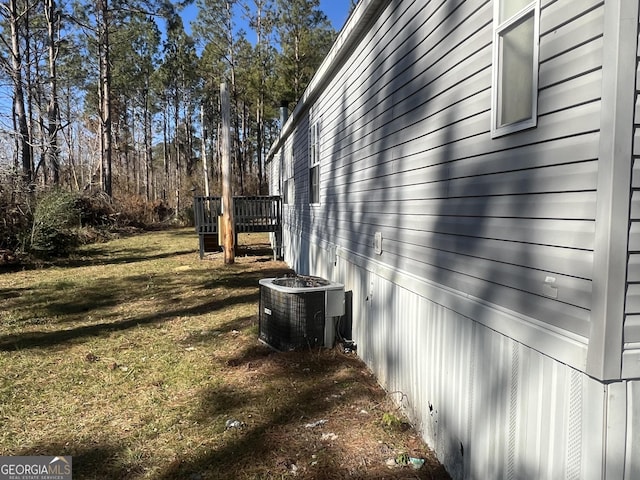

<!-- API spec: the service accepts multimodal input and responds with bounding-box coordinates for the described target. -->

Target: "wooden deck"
[193,195,282,258]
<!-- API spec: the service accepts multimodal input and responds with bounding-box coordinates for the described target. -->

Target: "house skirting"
[282,230,640,479]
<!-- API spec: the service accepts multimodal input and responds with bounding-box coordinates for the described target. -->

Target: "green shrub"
[30,190,81,257]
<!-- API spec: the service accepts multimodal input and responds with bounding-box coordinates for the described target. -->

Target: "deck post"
[221,82,235,264]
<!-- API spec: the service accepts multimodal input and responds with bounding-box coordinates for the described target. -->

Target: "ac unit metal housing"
[258,276,345,351]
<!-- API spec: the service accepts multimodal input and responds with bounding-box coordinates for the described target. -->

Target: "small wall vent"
[259,276,345,351]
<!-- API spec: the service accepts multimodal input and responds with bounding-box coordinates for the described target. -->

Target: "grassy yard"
[0,229,449,479]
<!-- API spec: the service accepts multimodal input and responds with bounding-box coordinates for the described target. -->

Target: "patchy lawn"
[0,229,449,479]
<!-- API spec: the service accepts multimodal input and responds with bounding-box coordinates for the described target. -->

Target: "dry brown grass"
[0,229,450,479]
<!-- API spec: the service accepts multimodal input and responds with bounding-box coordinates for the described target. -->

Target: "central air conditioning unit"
[258,275,345,351]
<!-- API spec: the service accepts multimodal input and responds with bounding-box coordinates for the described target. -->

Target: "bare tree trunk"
[144,86,153,201]
[98,0,113,197]
[8,0,33,188]
[46,0,61,185]
[24,4,35,184]
[174,99,180,215]
[162,103,169,202]
[256,103,263,193]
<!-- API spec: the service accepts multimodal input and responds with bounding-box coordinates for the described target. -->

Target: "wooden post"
[221,82,235,264]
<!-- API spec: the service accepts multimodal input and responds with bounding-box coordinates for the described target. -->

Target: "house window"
[283,177,294,204]
[309,121,320,204]
[491,0,539,137]
[282,143,294,205]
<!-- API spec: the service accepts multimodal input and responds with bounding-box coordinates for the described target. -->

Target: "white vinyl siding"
[491,0,540,136]
[264,0,640,477]
[280,0,603,363]
[623,10,640,377]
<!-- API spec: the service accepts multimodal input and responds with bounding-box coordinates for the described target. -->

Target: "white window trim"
[491,0,540,138]
[309,120,320,205]
[282,142,294,205]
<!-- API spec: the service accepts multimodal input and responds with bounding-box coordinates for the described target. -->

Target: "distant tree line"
[0,0,353,220]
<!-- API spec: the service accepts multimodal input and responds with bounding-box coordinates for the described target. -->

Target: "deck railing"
[193,196,222,234]
[193,195,282,258]
[193,195,282,233]
[234,196,282,233]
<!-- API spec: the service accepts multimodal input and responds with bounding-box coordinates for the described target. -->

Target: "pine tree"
[275,0,335,104]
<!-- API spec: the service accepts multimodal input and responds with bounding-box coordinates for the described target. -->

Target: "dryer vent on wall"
[258,276,345,351]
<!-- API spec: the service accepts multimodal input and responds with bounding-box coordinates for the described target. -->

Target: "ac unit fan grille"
[259,285,325,351]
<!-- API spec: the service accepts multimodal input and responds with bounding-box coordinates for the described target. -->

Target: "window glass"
[309,165,319,204]
[499,0,531,23]
[309,120,320,204]
[283,179,289,204]
[492,0,538,137]
[499,13,534,125]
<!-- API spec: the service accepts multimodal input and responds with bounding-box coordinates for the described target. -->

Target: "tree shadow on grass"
[1,247,197,273]
[58,248,197,269]
[0,292,260,351]
[179,315,259,346]
[2,260,293,342]
[202,267,295,290]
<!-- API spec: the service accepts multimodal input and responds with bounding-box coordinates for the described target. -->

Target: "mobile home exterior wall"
[267,0,640,478]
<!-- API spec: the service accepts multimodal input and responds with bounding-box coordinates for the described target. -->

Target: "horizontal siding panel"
[329,54,491,167]
[329,133,599,188]
[627,223,640,251]
[329,71,600,176]
[321,10,493,163]
[540,0,602,38]
[621,350,640,378]
[326,161,598,199]
[625,315,640,343]
[324,216,595,251]
[633,157,640,187]
[376,240,592,309]
[538,70,602,116]
[388,253,591,336]
[627,254,640,282]
[631,0,640,381]
[330,192,596,221]
[324,44,492,156]
[630,191,640,219]
[538,36,602,89]
[321,0,490,147]
[319,0,437,124]
[385,228,593,279]
[339,241,591,338]
[633,129,640,156]
[392,101,601,163]
[389,49,492,121]
[626,284,640,313]
[333,103,489,169]
[330,76,479,163]
[539,4,604,61]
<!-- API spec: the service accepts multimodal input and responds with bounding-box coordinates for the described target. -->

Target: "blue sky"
[181,2,352,37]
[318,1,352,31]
